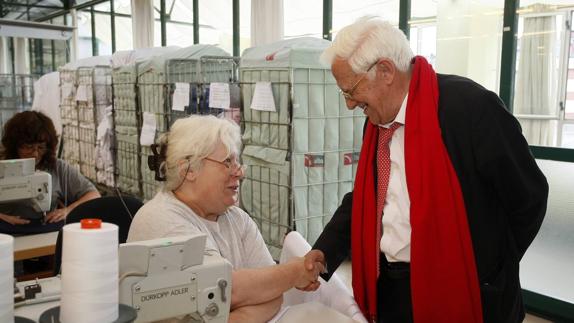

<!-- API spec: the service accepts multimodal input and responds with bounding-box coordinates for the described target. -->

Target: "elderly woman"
[128,115,322,323]
[0,111,100,234]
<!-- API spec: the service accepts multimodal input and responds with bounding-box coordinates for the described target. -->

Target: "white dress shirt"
[378,95,411,263]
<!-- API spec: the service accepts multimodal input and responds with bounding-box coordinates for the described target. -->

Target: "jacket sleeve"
[473,91,549,259]
[312,191,353,280]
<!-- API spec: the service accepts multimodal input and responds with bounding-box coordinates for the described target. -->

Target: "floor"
[333,261,552,323]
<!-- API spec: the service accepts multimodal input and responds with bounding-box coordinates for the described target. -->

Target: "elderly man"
[304,16,548,323]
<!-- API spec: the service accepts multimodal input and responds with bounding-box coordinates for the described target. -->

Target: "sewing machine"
[119,234,232,323]
[0,158,52,212]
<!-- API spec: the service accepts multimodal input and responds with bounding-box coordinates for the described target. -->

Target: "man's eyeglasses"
[338,61,378,101]
[19,143,47,154]
[204,157,246,174]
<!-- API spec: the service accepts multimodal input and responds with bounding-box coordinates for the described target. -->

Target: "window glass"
[54,40,68,69]
[153,1,161,47]
[95,13,113,55]
[77,10,94,58]
[114,0,131,15]
[199,0,233,54]
[166,22,194,47]
[42,40,54,73]
[409,0,504,93]
[115,16,134,51]
[512,4,571,147]
[566,15,574,121]
[333,0,400,39]
[409,24,436,67]
[167,0,194,47]
[95,1,111,11]
[284,0,322,39]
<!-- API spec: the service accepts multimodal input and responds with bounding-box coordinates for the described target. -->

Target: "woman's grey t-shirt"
[128,190,274,270]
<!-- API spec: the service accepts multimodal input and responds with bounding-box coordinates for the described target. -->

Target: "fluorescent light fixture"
[0,19,74,40]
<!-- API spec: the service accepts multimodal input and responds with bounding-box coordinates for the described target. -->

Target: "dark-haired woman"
[0,111,100,234]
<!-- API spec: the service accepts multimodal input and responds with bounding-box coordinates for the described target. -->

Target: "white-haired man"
[128,115,323,323]
[304,16,548,323]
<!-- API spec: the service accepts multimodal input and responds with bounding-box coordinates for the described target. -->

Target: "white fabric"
[250,0,284,47]
[137,44,229,76]
[32,72,62,135]
[379,95,411,263]
[514,5,558,146]
[62,55,112,69]
[240,37,331,68]
[131,0,154,49]
[271,302,358,323]
[276,231,367,323]
[110,47,180,68]
[95,106,115,186]
[128,190,275,270]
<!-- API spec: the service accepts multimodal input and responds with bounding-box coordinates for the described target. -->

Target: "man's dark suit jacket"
[312,74,549,323]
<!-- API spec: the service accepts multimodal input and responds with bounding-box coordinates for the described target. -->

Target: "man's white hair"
[160,115,241,191]
[321,16,414,76]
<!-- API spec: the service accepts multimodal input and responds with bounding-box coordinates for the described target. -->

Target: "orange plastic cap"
[81,218,102,229]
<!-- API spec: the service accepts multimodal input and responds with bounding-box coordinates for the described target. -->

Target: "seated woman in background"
[0,111,100,234]
[128,115,323,323]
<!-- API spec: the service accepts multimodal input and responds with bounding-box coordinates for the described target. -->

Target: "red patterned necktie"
[376,123,401,222]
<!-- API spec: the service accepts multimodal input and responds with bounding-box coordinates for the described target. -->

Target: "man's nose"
[344,97,357,109]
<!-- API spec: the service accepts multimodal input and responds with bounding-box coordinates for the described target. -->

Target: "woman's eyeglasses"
[19,143,47,154]
[203,157,246,174]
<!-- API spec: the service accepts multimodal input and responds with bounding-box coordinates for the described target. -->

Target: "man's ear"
[376,58,397,85]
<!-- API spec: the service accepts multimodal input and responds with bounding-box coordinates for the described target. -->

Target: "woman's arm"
[229,296,283,323]
[0,212,30,225]
[231,257,322,309]
[45,190,101,223]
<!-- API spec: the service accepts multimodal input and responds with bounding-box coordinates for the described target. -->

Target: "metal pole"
[399,0,411,38]
[160,0,166,46]
[91,6,98,56]
[322,0,332,40]
[233,0,239,56]
[499,0,519,112]
[193,0,199,44]
[110,0,116,53]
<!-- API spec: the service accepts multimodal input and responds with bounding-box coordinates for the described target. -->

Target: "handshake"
[289,249,327,292]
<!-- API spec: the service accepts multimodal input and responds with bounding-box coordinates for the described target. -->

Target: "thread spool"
[59,219,120,323]
[0,234,14,323]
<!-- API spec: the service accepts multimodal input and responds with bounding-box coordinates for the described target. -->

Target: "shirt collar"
[380,94,408,128]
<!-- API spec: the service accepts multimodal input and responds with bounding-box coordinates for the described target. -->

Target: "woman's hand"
[0,213,30,225]
[45,207,69,223]
[289,256,324,290]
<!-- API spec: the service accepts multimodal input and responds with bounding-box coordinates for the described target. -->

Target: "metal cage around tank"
[238,38,366,259]
[0,74,36,137]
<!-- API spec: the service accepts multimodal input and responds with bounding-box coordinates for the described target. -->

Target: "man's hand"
[0,213,30,225]
[288,255,324,291]
[45,207,68,223]
[295,249,326,292]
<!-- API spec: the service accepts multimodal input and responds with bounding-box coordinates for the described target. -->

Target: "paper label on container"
[209,83,231,110]
[140,112,157,146]
[250,82,276,112]
[75,85,88,102]
[172,83,190,111]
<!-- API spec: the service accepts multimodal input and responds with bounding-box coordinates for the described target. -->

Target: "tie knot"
[378,123,401,143]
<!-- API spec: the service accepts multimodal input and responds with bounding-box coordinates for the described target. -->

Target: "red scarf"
[351,56,483,322]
